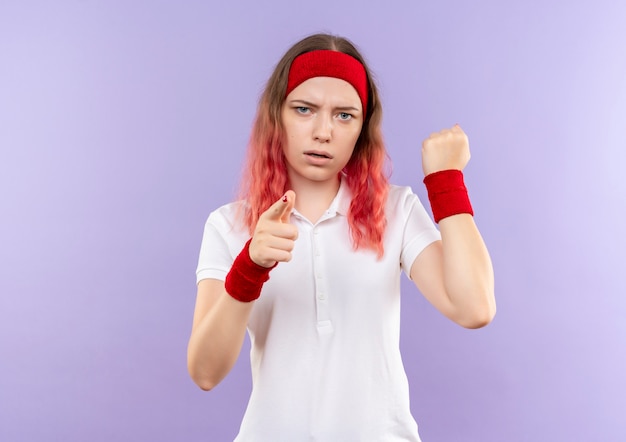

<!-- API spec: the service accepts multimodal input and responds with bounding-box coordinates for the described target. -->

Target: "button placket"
[311,226,331,330]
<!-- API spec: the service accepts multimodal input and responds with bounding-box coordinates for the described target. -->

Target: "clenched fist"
[421,124,471,176]
[249,190,299,268]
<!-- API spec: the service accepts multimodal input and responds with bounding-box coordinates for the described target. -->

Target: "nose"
[313,114,332,143]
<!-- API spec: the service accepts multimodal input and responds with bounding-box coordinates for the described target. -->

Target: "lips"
[304,150,333,159]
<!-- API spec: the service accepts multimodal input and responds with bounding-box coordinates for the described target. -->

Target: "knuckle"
[253,228,267,239]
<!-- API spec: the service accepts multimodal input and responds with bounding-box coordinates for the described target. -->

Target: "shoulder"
[204,200,247,236]
[385,184,436,234]
[198,200,249,263]
[385,184,440,270]
[386,184,425,213]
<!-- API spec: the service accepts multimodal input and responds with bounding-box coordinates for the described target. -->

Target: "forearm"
[187,289,253,391]
[438,213,495,327]
[188,206,295,390]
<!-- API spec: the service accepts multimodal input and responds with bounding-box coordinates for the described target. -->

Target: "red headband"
[286,50,368,117]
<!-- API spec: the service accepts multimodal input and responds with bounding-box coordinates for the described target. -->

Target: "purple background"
[1,1,625,441]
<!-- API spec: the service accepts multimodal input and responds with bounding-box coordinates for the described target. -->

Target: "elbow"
[187,346,237,392]
[452,287,496,329]
[458,302,496,329]
[196,379,217,392]
[459,311,494,329]
[189,369,219,392]
[187,360,221,392]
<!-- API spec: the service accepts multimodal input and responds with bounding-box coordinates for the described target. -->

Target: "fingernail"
[282,195,288,202]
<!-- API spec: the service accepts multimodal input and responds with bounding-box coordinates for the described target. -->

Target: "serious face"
[280,76,363,189]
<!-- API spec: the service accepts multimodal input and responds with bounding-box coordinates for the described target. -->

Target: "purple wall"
[1,1,625,441]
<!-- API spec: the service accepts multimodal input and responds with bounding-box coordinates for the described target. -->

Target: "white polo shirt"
[197,181,441,441]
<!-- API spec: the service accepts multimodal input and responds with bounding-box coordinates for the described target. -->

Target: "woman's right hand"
[249,190,298,268]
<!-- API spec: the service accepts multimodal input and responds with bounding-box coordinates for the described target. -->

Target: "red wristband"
[423,169,474,223]
[224,239,276,302]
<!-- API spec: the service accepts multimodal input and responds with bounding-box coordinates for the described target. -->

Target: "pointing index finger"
[264,190,296,222]
[280,191,296,223]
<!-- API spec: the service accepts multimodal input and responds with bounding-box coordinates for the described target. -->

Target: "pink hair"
[238,34,390,257]
[343,135,389,257]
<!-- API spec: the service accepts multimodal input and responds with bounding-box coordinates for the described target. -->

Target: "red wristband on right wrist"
[224,239,276,303]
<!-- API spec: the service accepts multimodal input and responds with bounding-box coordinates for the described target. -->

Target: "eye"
[295,106,310,114]
[338,112,353,121]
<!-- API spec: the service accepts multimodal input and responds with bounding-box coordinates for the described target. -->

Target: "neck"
[288,175,341,224]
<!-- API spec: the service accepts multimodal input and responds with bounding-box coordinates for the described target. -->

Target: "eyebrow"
[288,99,361,113]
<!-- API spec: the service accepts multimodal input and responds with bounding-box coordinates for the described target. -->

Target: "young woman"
[188,33,495,441]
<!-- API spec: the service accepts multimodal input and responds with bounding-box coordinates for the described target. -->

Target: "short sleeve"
[397,188,441,277]
[196,203,249,284]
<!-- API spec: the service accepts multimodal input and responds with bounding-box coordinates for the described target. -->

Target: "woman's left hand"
[421,124,471,176]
